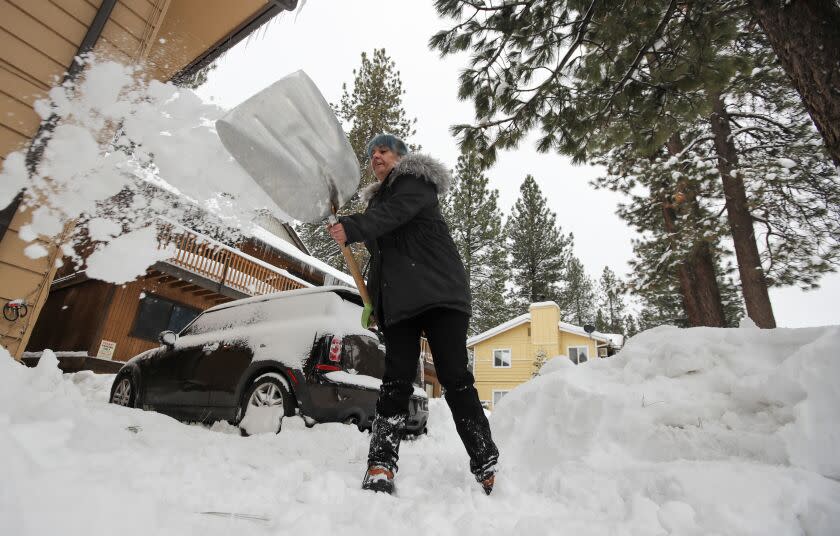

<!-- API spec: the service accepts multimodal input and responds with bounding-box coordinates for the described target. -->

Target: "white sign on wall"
[96,339,117,360]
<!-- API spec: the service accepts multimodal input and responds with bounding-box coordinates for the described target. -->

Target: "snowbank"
[1,325,838,535]
[493,324,840,534]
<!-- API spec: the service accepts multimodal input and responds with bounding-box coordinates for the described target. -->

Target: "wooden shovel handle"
[339,239,372,306]
[329,211,374,325]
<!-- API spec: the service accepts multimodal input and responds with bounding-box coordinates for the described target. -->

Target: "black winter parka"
[339,153,471,327]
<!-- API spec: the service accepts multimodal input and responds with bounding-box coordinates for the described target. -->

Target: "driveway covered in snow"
[2,325,839,535]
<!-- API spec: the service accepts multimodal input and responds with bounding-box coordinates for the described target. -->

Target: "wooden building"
[1,0,299,360]
[25,217,354,362]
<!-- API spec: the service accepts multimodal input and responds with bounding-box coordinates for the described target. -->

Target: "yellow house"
[468,302,618,409]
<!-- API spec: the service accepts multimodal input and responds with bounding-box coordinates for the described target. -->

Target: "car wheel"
[343,416,364,432]
[238,374,293,436]
[110,370,137,408]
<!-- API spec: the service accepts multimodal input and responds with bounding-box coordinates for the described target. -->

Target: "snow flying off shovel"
[215,71,374,327]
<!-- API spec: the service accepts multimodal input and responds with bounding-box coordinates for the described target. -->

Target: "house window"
[493,348,512,368]
[568,346,589,365]
[492,390,510,408]
[131,294,201,341]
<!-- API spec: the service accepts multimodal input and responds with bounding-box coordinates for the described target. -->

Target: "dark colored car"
[109,286,429,435]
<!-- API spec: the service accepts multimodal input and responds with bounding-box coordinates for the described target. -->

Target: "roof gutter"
[0,0,118,243]
[170,0,299,85]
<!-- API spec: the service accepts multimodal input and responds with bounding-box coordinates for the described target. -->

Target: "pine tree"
[441,149,509,334]
[531,348,548,378]
[593,139,729,328]
[505,175,573,313]
[558,256,596,326]
[597,266,626,334]
[747,0,840,166]
[295,48,417,270]
[594,309,608,333]
[623,314,639,338]
[432,2,839,327]
[175,61,217,89]
[629,231,744,330]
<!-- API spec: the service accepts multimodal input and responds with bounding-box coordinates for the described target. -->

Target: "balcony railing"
[157,223,308,297]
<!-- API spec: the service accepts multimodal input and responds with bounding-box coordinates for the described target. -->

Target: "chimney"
[529,301,560,347]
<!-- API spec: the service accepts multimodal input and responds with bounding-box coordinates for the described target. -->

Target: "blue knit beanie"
[365,133,408,159]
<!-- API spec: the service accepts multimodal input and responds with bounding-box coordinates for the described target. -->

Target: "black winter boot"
[361,465,395,494]
[364,413,406,493]
[475,464,497,495]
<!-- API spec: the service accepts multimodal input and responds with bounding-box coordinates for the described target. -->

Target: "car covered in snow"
[108,286,429,435]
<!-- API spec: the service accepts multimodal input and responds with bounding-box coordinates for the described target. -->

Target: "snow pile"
[2,325,839,535]
[494,324,840,534]
[0,58,288,284]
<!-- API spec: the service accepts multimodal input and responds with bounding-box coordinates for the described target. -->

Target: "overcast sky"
[196,0,838,328]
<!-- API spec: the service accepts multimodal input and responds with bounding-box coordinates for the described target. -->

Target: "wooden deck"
[157,223,309,298]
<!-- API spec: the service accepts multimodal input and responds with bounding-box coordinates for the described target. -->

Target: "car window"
[179,303,265,336]
[342,335,385,379]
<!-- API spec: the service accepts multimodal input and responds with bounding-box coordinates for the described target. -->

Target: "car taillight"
[328,336,342,363]
[316,364,341,372]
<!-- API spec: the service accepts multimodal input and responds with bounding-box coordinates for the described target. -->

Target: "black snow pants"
[367,307,499,477]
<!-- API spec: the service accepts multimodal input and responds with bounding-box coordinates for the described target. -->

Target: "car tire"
[110,369,139,408]
[238,374,294,437]
[343,416,364,432]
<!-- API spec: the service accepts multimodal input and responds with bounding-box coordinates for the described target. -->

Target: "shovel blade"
[215,71,360,223]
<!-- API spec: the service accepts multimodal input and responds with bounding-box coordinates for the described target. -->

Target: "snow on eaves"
[249,225,355,288]
[467,314,619,347]
[558,321,612,344]
[467,313,531,347]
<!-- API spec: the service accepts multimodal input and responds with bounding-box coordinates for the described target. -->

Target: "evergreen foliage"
[296,49,417,270]
[431,1,839,326]
[505,175,573,314]
[596,267,626,334]
[176,62,217,89]
[531,348,548,378]
[558,256,596,326]
[623,314,639,338]
[441,149,509,335]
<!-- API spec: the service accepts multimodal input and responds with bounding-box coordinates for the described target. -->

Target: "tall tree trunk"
[664,134,727,327]
[748,0,840,167]
[709,96,777,328]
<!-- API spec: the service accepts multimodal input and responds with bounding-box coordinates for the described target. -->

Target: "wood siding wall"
[1,0,277,359]
[26,279,114,352]
[0,0,173,359]
[0,0,172,160]
[472,324,534,407]
[96,274,227,362]
[471,323,600,409]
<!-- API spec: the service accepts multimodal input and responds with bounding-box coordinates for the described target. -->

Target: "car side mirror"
[159,330,177,347]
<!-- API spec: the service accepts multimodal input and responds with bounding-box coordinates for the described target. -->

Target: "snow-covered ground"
[2,324,839,535]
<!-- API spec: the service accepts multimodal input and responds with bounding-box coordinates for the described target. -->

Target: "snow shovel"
[215,70,374,328]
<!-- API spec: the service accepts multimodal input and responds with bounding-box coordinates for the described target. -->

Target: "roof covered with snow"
[558,321,612,344]
[467,313,531,347]
[467,313,617,347]
[249,225,356,288]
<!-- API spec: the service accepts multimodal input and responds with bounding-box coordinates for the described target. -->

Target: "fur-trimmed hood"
[359,153,451,204]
